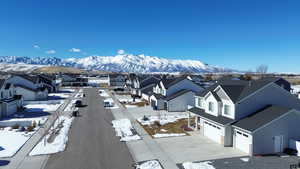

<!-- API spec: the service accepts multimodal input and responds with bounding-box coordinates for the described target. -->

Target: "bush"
[32,121,37,128]
[154,121,161,127]
[12,124,20,129]
[27,126,35,132]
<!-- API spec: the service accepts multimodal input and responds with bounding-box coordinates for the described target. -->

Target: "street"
[44,88,134,169]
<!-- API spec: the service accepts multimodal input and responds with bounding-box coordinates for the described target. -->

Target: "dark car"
[75,100,83,107]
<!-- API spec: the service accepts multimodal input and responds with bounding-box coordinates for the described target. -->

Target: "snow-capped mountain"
[0,54,234,73]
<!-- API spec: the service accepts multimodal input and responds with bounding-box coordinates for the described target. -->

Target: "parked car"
[104,99,114,107]
[75,100,83,107]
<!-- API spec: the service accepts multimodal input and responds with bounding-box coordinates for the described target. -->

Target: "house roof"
[189,107,235,125]
[14,84,38,92]
[196,78,286,103]
[233,105,292,132]
[165,89,192,101]
[0,79,6,89]
[18,74,40,83]
[141,84,155,95]
[140,76,160,88]
[161,77,186,89]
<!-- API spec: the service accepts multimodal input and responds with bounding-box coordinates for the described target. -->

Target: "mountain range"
[0,54,235,73]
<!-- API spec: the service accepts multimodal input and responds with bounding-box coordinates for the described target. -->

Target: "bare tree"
[256,64,268,76]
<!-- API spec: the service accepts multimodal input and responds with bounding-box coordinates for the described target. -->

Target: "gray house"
[150,77,204,112]
[189,78,300,155]
[108,74,126,88]
[0,79,23,118]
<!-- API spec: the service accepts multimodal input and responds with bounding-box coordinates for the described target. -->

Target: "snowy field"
[182,161,215,169]
[137,112,189,126]
[111,119,141,142]
[135,160,163,169]
[0,127,36,157]
[29,116,74,156]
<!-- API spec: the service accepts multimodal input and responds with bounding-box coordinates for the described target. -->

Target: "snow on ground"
[99,89,109,97]
[48,93,70,99]
[125,105,138,108]
[240,157,250,162]
[292,85,300,94]
[64,100,78,112]
[118,98,142,103]
[135,160,163,169]
[29,116,74,156]
[182,161,215,169]
[59,88,75,93]
[137,112,189,126]
[25,102,63,112]
[0,127,35,158]
[111,119,141,142]
[153,133,186,138]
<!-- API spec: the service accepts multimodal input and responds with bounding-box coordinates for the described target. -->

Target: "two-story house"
[7,74,48,101]
[189,78,300,155]
[131,75,161,98]
[149,77,204,112]
[0,78,23,118]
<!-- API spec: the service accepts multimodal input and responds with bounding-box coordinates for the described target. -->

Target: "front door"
[274,135,284,153]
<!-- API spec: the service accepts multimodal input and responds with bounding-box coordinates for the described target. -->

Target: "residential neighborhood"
[0,71,300,169]
[0,1,299,169]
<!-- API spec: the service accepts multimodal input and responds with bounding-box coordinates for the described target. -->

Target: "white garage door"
[203,121,222,144]
[235,130,250,154]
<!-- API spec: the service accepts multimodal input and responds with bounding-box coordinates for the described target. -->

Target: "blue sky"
[0,0,299,73]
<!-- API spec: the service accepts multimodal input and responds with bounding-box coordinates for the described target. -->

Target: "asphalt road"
[45,88,134,169]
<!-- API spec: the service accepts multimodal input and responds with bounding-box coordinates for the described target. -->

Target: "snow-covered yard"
[135,160,163,169]
[292,85,300,94]
[29,116,74,156]
[137,112,189,126]
[0,127,36,158]
[25,102,63,113]
[111,119,141,142]
[182,161,215,169]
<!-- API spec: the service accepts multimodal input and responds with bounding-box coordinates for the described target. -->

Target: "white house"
[149,77,204,112]
[7,75,48,101]
[189,78,300,155]
[0,79,23,118]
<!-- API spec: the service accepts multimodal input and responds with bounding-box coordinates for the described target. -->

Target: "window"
[0,92,3,98]
[224,105,231,115]
[9,91,12,97]
[208,102,214,112]
[198,98,204,108]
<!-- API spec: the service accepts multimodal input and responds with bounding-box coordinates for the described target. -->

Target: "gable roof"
[197,78,287,103]
[17,74,40,83]
[0,79,6,89]
[233,105,292,132]
[161,77,186,89]
[189,107,235,125]
[166,89,192,101]
[140,76,160,88]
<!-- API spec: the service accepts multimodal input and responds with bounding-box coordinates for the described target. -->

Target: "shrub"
[27,126,35,132]
[32,121,37,128]
[12,124,20,129]
[154,121,161,127]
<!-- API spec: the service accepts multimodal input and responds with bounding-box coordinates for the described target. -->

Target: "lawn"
[138,118,191,138]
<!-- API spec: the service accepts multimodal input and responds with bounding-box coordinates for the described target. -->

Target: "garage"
[234,130,251,154]
[203,121,222,144]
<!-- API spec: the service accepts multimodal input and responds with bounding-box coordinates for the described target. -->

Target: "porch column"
[194,116,198,131]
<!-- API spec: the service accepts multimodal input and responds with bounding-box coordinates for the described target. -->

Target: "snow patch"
[29,116,74,156]
[135,160,163,169]
[153,133,186,138]
[182,161,215,169]
[111,119,141,142]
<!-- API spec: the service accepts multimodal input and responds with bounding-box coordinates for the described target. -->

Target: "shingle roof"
[140,76,160,88]
[161,77,186,89]
[165,89,192,101]
[233,105,292,132]
[189,107,235,125]
[141,84,155,95]
[0,79,6,89]
[196,78,283,103]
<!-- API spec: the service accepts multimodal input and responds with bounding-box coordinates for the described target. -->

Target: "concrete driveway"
[156,131,247,164]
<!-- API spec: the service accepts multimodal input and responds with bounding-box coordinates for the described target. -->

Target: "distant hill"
[33,66,87,74]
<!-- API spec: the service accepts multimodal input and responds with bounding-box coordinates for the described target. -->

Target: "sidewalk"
[109,91,179,169]
[0,89,79,169]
